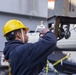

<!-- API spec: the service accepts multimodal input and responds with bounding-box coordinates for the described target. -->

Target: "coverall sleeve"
[27,31,57,64]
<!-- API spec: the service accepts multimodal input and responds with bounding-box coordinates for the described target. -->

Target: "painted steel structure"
[0,0,48,18]
[48,0,76,17]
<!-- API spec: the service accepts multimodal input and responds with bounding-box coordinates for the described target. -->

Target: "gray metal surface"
[0,0,48,18]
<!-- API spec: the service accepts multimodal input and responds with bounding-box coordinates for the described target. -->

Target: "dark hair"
[6,29,21,41]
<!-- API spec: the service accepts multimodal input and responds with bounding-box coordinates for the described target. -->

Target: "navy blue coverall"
[3,31,57,75]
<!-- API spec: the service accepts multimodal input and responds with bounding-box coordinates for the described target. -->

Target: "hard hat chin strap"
[21,29,25,43]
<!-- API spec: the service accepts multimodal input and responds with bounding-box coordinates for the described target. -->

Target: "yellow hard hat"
[3,19,29,36]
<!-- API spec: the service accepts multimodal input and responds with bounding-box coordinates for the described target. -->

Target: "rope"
[45,53,71,75]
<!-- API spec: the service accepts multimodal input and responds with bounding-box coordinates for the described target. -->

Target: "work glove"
[39,28,50,38]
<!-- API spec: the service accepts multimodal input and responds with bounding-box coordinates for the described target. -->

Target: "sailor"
[35,21,45,32]
[3,19,57,75]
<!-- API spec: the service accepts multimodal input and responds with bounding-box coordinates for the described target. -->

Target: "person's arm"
[28,28,57,64]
